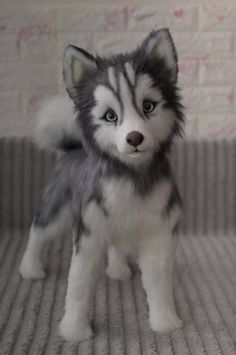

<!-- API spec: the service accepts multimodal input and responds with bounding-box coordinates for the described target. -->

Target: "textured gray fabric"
[0,137,236,354]
[1,231,236,355]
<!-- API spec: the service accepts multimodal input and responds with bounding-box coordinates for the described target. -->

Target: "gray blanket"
[0,138,236,354]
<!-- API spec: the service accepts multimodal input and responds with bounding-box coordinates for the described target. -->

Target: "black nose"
[126,131,144,147]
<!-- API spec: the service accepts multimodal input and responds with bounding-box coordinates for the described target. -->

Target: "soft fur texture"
[35,95,82,151]
[19,28,185,343]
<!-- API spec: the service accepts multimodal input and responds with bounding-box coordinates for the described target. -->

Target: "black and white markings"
[124,62,135,86]
[105,63,163,125]
[108,66,118,92]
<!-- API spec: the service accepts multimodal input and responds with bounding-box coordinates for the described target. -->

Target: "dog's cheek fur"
[90,84,121,156]
[93,123,117,155]
[149,109,175,148]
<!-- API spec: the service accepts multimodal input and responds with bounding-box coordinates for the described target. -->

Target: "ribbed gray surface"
[0,138,56,230]
[1,231,236,354]
[1,137,236,354]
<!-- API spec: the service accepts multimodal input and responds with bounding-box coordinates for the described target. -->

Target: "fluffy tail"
[35,95,82,151]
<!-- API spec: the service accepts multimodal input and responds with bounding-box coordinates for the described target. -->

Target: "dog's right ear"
[139,29,178,84]
[63,45,97,97]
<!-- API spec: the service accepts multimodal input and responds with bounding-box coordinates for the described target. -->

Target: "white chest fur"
[101,177,176,251]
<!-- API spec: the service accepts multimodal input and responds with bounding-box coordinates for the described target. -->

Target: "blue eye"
[143,101,156,114]
[103,109,118,123]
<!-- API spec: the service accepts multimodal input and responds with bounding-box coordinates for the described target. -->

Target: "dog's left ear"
[141,29,178,83]
[63,45,97,97]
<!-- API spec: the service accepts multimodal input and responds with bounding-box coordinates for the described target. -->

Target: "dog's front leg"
[138,234,183,333]
[60,228,105,343]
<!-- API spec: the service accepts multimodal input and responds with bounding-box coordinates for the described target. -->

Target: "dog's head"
[63,29,184,166]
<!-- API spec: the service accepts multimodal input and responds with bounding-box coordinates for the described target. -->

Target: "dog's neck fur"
[68,141,172,198]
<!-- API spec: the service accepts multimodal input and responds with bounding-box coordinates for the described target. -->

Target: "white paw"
[106,263,132,281]
[19,256,46,280]
[150,311,183,333]
[59,315,93,343]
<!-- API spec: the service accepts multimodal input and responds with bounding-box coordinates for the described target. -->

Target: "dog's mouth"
[127,148,147,159]
[116,146,152,162]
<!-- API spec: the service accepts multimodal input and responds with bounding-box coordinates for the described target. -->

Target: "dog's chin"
[102,144,153,167]
[118,149,153,166]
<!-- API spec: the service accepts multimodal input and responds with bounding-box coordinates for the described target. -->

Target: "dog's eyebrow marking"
[119,72,132,111]
[124,62,135,86]
[108,66,117,92]
[119,70,143,121]
[92,84,121,121]
[119,71,141,124]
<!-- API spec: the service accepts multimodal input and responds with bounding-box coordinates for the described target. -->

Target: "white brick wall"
[0,1,235,139]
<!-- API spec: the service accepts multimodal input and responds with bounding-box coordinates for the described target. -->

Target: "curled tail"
[35,95,82,151]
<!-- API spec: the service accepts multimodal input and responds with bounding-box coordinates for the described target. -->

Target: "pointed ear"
[142,29,178,83]
[63,45,97,96]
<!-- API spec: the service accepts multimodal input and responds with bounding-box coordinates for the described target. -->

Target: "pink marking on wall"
[105,8,124,28]
[209,0,221,8]
[179,59,194,74]
[216,15,225,21]
[124,5,136,16]
[179,53,208,74]
[27,88,59,112]
[226,94,234,103]
[105,6,136,28]
[28,95,38,107]
[106,6,136,28]
[207,122,236,138]
[192,52,207,65]
[19,23,49,43]
[174,9,185,19]
[0,25,7,32]
[107,12,122,27]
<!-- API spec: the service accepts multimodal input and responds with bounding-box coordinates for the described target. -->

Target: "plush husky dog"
[19,28,185,342]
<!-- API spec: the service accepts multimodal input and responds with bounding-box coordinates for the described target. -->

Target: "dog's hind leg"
[19,172,70,279]
[20,206,70,279]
